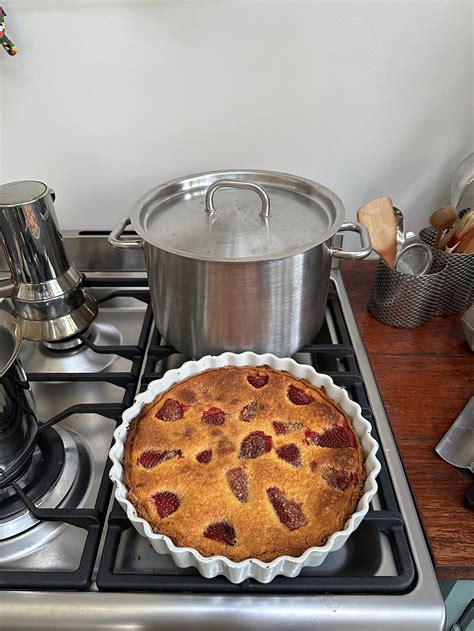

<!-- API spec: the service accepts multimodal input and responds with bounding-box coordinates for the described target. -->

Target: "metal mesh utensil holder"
[369,226,473,328]
[419,226,474,316]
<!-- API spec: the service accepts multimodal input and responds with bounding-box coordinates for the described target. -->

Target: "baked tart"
[123,365,364,562]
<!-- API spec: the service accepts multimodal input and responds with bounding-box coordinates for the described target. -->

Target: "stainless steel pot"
[109,170,371,357]
[0,310,38,488]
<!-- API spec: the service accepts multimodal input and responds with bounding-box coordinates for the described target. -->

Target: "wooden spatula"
[429,205,457,248]
[357,197,397,266]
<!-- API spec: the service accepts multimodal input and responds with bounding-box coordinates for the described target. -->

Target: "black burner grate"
[0,279,153,591]
[96,284,416,595]
[0,428,65,519]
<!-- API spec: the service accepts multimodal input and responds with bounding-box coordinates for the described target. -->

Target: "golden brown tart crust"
[123,365,364,562]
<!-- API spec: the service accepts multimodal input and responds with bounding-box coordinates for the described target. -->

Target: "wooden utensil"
[429,206,457,248]
[357,197,397,266]
[439,208,474,251]
[453,225,474,253]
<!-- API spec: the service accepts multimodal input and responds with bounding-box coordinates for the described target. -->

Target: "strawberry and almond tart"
[123,365,364,562]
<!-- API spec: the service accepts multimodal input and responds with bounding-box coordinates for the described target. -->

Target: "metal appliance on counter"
[0,180,97,341]
[0,232,445,631]
[436,397,474,508]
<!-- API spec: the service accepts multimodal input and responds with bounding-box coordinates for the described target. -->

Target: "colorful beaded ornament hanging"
[1,7,17,56]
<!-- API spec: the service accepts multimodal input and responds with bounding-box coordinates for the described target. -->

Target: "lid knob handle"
[205,179,271,218]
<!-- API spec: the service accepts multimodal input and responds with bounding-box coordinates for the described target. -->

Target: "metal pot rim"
[129,169,346,263]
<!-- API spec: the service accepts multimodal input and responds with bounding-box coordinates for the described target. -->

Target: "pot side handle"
[108,217,144,250]
[329,222,372,260]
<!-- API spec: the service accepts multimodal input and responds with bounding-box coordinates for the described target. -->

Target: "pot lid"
[131,170,345,262]
[0,311,22,377]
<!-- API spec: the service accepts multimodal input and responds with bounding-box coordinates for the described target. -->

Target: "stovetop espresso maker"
[0,180,97,341]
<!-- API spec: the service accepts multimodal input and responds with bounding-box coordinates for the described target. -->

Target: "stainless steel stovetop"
[0,234,445,630]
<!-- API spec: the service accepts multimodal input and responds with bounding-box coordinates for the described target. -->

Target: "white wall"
[0,1,472,240]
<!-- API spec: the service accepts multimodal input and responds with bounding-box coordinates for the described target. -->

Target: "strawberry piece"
[240,400,257,422]
[196,449,212,464]
[323,467,357,491]
[202,407,226,425]
[276,443,302,467]
[239,431,273,459]
[155,399,189,421]
[203,520,236,546]
[273,421,287,435]
[226,468,249,502]
[267,487,308,531]
[305,430,318,443]
[305,424,356,448]
[273,420,303,435]
[138,449,182,468]
[152,491,180,518]
[247,374,269,389]
[287,384,314,405]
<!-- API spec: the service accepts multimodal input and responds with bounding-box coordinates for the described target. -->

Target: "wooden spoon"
[429,206,457,248]
[357,197,397,266]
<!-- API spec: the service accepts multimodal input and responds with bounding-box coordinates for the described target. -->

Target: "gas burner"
[42,335,87,351]
[0,425,91,560]
[20,321,122,373]
[0,427,65,512]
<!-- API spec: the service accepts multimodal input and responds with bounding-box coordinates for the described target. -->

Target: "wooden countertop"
[341,260,473,581]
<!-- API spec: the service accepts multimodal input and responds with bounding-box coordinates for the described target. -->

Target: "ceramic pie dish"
[109,352,380,583]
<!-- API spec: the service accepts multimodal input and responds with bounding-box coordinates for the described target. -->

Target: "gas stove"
[0,234,445,630]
